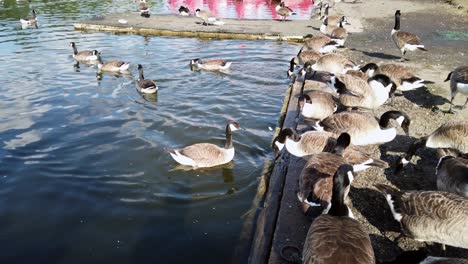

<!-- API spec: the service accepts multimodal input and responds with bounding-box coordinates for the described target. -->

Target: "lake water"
[0,0,307,263]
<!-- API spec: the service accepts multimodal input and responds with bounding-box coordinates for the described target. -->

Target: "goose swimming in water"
[20,9,38,25]
[165,121,241,168]
[190,58,232,71]
[69,42,99,61]
[136,64,158,94]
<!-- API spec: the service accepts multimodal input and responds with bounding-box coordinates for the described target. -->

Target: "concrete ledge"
[73,13,320,41]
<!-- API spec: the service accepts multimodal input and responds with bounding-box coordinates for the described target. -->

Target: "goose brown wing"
[379,64,413,80]
[138,79,156,88]
[204,59,227,66]
[429,121,468,152]
[77,50,94,56]
[321,112,372,134]
[304,216,375,264]
[180,143,225,165]
[107,60,126,67]
[454,66,468,82]
[399,191,468,219]
[396,31,422,45]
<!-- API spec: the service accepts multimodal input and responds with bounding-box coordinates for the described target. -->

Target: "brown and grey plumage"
[375,184,468,249]
[320,3,349,26]
[190,58,231,71]
[97,60,130,72]
[302,34,338,54]
[383,249,468,264]
[69,42,99,61]
[299,91,337,120]
[360,63,434,91]
[302,164,375,264]
[138,0,150,17]
[330,18,348,46]
[294,47,322,65]
[136,64,158,94]
[314,110,410,145]
[311,53,359,74]
[444,66,468,113]
[165,121,241,168]
[273,129,388,171]
[275,2,296,21]
[329,73,396,110]
[391,10,427,61]
[396,120,468,173]
[435,156,468,197]
[195,9,224,25]
[320,17,338,36]
[297,133,351,213]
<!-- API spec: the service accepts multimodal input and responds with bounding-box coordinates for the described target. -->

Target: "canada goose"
[97,58,130,72]
[314,110,410,145]
[303,166,375,264]
[276,2,296,22]
[302,34,338,54]
[294,47,322,66]
[395,120,468,172]
[138,0,150,17]
[136,64,158,94]
[195,9,224,26]
[165,121,241,168]
[297,133,352,213]
[383,249,468,264]
[20,9,38,25]
[392,10,427,61]
[320,17,338,36]
[273,128,388,170]
[345,70,368,80]
[69,42,99,61]
[435,156,468,197]
[320,3,349,26]
[299,92,337,120]
[444,66,468,113]
[190,58,232,71]
[178,6,190,16]
[360,63,434,91]
[330,18,348,47]
[299,62,337,93]
[375,184,468,249]
[311,53,359,74]
[328,73,397,110]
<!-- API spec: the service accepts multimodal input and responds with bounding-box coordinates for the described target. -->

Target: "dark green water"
[0,0,296,263]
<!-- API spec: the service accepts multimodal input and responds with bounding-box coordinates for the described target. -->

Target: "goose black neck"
[394,12,400,31]
[404,137,427,161]
[379,111,401,128]
[71,44,78,55]
[225,124,233,149]
[138,68,145,80]
[289,58,295,72]
[324,5,329,16]
[328,176,349,217]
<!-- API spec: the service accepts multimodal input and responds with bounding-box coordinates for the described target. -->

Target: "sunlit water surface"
[0,0,300,263]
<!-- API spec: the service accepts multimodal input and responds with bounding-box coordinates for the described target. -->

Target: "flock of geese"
[18,0,468,263]
[273,1,468,264]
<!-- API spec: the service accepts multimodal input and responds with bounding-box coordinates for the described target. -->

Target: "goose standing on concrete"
[444,66,468,113]
[138,0,150,17]
[297,133,352,213]
[330,17,348,47]
[314,110,410,146]
[190,58,232,71]
[302,34,338,54]
[395,120,468,172]
[273,128,388,170]
[435,155,468,197]
[376,184,468,249]
[276,2,296,22]
[320,3,349,26]
[392,10,427,61]
[311,53,359,75]
[287,49,322,78]
[69,42,99,61]
[136,64,158,94]
[320,17,338,36]
[165,121,241,168]
[360,63,434,91]
[20,9,38,25]
[303,165,375,264]
[178,6,190,16]
[328,73,397,110]
[195,9,225,25]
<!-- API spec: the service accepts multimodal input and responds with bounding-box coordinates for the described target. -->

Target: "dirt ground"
[294,0,468,262]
